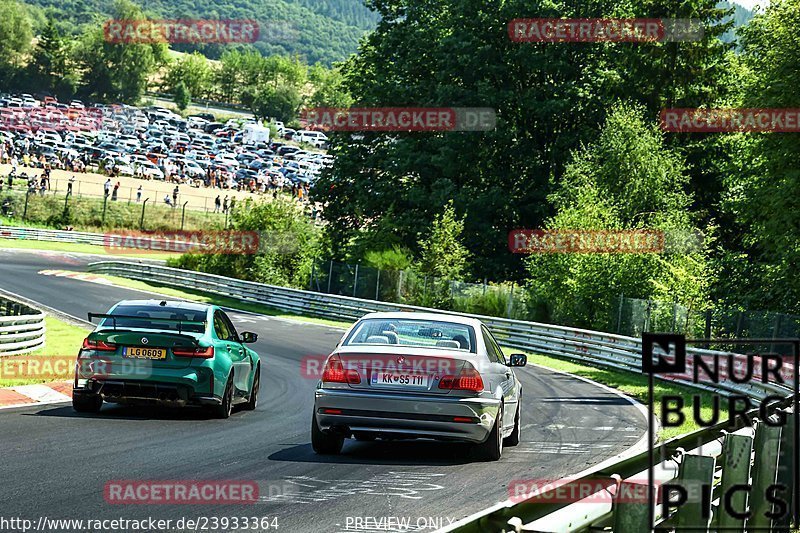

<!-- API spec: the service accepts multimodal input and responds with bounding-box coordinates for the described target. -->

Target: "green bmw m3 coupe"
[73,299,261,418]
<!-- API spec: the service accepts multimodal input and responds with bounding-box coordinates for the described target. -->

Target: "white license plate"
[371,371,430,389]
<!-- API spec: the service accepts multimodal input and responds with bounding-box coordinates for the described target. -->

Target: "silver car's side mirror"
[508,354,527,367]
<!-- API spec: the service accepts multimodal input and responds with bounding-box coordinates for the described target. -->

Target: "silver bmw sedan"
[312,311,527,460]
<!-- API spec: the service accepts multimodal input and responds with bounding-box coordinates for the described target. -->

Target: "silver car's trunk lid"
[331,347,471,395]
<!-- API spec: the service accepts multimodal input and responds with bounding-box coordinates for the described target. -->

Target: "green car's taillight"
[82,338,117,352]
[172,346,214,358]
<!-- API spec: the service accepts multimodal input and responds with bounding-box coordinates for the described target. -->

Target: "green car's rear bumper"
[74,364,220,407]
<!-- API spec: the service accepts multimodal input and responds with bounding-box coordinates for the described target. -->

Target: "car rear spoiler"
[87,313,207,335]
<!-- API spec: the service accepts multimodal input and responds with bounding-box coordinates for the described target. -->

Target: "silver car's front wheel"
[476,404,503,461]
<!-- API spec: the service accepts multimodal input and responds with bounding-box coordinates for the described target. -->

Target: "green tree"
[27,18,77,99]
[415,201,470,280]
[250,84,302,123]
[173,81,191,111]
[718,0,800,312]
[313,0,732,281]
[169,198,321,288]
[0,0,33,88]
[308,63,353,108]
[75,0,167,103]
[525,103,710,329]
[162,52,213,100]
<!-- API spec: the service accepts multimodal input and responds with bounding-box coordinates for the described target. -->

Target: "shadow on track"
[26,403,258,421]
[269,439,479,466]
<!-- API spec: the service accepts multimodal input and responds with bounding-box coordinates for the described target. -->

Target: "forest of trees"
[312,0,800,328]
[19,0,378,64]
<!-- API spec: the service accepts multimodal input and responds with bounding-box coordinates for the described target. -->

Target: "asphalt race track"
[0,249,648,532]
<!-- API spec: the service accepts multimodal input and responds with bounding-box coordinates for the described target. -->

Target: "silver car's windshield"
[343,318,476,353]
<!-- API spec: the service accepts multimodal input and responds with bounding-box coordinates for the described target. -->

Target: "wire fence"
[309,259,521,318]
[614,295,800,353]
[308,260,800,350]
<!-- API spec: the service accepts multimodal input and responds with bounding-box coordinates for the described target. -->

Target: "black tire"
[476,404,503,461]
[311,414,344,454]
[242,367,260,411]
[504,403,521,447]
[73,393,102,413]
[212,375,234,419]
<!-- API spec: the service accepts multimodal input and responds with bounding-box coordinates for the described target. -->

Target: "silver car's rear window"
[343,318,476,353]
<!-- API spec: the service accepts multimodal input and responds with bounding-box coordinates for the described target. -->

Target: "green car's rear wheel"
[311,413,344,454]
[73,393,102,413]
[212,374,234,419]
[243,367,260,411]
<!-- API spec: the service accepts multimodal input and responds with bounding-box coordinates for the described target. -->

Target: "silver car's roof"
[357,311,484,329]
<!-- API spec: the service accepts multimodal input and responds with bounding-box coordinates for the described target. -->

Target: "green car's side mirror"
[240,331,258,344]
[508,354,527,367]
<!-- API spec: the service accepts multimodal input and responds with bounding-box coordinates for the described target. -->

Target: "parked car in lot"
[74,300,261,418]
[312,311,527,460]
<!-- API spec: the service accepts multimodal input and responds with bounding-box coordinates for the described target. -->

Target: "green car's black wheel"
[311,414,344,454]
[73,394,102,414]
[243,367,260,411]
[476,404,503,461]
[213,375,234,419]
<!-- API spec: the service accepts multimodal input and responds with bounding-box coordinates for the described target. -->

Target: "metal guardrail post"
[775,407,796,530]
[672,454,716,530]
[140,198,148,230]
[748,419,784,530]
[612,480,651,532]
[715,433,754,531]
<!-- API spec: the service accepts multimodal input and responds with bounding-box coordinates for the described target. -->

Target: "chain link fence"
[309,259,522,318]
[614,295,800,354]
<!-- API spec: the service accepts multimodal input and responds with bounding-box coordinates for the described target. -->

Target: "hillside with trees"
[21,0,379,64]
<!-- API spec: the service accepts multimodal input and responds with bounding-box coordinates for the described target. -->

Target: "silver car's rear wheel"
[476,404,503,461]
[504,403,521,447]
[311,414,344,454]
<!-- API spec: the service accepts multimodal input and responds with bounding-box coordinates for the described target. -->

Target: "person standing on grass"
[172,186,179,206]
[112,181,119,201]
[136,185,142,202]
[104,178,111,198]
[223,196,229,214]
[214,195,221,213]
[67,176,75,197]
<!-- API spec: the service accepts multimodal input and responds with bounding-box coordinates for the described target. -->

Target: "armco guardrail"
[0,225,108,246]
[0,296,46,356]
[87,261,790,400]
[86,261,797,532]
[0,225,206,251]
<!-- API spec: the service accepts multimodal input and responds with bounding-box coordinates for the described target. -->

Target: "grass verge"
[1,315,90,387]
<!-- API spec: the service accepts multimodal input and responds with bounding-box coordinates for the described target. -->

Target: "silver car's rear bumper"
[314,388,501,443]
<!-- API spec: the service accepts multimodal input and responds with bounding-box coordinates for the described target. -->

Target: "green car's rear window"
[101,305,207,333]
